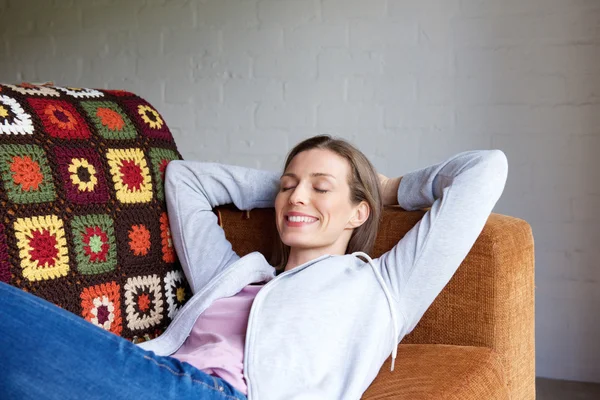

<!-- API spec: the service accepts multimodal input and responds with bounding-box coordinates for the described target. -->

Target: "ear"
[347,201,370,229]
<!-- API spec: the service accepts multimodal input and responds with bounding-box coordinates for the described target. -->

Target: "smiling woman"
[1,133,508,400]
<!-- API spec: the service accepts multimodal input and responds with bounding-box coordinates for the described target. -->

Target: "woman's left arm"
[376,150,508,337]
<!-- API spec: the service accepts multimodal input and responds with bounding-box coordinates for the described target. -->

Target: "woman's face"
[275,148,364,253]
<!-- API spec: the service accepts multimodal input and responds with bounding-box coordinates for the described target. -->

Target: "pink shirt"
[170,284,264,394]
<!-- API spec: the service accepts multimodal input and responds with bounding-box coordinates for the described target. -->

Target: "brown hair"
[271,135,383,270]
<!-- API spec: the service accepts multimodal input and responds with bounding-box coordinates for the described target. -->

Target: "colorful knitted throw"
[0,83,191,342]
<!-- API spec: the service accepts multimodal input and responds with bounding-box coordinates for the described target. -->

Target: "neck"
[284,240,349,272]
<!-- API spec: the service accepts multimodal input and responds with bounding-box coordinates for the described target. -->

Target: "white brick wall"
[1,0,599,383]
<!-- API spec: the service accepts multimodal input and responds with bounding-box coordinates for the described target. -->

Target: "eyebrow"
[281,172,337,180]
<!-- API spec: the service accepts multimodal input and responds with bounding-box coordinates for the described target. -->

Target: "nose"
[288,184,308,205]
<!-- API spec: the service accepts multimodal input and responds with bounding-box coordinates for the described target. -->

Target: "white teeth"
[288,216,317,223]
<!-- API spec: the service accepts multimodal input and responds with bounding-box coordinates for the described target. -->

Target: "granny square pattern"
[80,101,137,140]
[28,98,91,140]
[54,146,110,204]
[70,214,117,275]
[0,82,191,342]
[0,143,56,204]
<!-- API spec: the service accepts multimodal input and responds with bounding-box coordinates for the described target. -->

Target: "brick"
[34,56,83,84]
[492,134,574,165]
[388,0,460,19]
[0,60,37,82]
[54,32,108,58]
[573,195,600,223]
[453,15,534,47]
[0,9,34,35]
[321,0,386,21]
[318,49,382,78]
[384,105,454,130]
[135,55,192,81]
[52,0,74,7]
[347,76,416,104]
[458,0,568,17]
[530,9,600,45]
[157,102,195,130]
[164,78,223,105]
[456,105,539,134]
[224,78,283,104]
[33,8,82,35]
[122,80,164,104]
[178,128,228,154]
[254,51,317,79]
[137,1,194,28]
[416,130,493,165]
[192,53,252,79]
[284,79,344,104]
[8,35,55,62]
[454,73,567,105]
[455,47,533,76]
[228,129,290,155]
[566,74,600,104]
[255,102,315,129]
[163,28,220,56]
[82,4,142,30]
[0,36,8,59]
[194,104,255,129]
[350,20,417,50]
[105,29,162,58]
[531,45,600,75]
[317,103,382,129]
[284,24,347,50]
[417,75,455,105]
[88,56,136,82]
[222,27,283,55]
[418,13,456,46]
[196,0,258,28]
[257,0,318,27]
[383,46,454,75]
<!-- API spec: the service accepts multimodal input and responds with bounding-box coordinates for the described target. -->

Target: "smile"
[287,215,318,223]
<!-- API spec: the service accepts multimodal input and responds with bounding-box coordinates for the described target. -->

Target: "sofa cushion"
[362,344,509,399]
[0,83,191,342]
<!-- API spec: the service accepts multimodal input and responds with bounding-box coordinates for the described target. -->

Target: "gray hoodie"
[138,149,508,400]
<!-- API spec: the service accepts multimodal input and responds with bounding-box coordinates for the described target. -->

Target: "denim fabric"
[0,282,247,400]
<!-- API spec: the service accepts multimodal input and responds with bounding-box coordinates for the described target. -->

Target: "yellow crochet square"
[14,215,70,281]
[106,148,153,204]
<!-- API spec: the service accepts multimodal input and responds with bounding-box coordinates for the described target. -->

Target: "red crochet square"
[27,98,91,140]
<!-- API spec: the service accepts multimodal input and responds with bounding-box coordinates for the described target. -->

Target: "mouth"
[285,213,319,227]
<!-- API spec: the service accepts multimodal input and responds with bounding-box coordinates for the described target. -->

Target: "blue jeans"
[0,282,247,400]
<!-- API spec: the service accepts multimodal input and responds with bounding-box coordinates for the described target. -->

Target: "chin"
[279,233,314,249]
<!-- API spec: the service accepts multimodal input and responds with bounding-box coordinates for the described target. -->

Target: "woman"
[0,135,508,400]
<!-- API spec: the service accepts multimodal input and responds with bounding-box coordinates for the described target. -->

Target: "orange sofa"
[217,207,536,400]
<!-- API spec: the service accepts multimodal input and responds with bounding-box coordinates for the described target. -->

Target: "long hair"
[271,135,383,270]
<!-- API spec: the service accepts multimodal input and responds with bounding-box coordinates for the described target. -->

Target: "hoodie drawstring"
[352,251,399,372]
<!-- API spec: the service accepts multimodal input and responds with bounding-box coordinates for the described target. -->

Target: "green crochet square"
[148,147,179,201]
[71,214,118,275]
[0,144,56,204]
[80,101,137,140]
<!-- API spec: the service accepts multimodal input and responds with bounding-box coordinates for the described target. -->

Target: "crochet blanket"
[0,83,190,342]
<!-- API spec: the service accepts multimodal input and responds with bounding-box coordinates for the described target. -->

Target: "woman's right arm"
[164,161,280,294]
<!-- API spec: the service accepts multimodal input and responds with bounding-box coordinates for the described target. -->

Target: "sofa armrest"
[372,208,535,400]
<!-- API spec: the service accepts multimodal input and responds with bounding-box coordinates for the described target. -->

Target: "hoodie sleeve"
[375,150,508,336]
[164,161,280,294]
